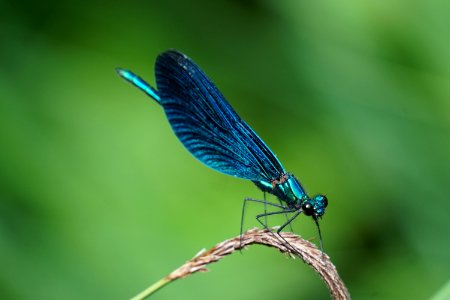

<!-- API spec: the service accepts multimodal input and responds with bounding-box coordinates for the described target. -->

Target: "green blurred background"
[1,0,449,299]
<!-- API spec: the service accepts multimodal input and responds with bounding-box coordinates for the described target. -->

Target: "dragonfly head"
[301,194,328,218]
[302,194,328,253]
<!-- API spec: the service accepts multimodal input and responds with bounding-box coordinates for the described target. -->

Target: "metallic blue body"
[116,50,327,221]
[254,176,307,207]
[116,68,161,102]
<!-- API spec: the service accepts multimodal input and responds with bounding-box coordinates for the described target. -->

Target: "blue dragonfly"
[116,50,328,249]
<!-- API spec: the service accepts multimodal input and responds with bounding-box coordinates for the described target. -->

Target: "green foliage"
[1,0,449,299]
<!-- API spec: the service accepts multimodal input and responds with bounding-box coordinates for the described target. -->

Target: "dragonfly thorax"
[254,173,307,207]
[253,174,328,219]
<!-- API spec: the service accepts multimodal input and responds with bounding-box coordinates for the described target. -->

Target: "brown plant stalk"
[131,228,350,300]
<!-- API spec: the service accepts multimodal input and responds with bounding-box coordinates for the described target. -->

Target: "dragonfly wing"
[155,50,285,182]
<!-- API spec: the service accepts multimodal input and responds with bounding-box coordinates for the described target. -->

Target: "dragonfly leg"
[240,197,288,249]
[255,208,298,230]
[276,209,302,234]
[243,197,286,208]
[263,192,267,227]
[255,209,302,255]
[277,199,294,232]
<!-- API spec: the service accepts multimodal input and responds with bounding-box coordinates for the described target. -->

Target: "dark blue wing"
[155,50,285,182]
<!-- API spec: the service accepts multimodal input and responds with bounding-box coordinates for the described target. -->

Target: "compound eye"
[322,196,328,208]
[302,202,314,216]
